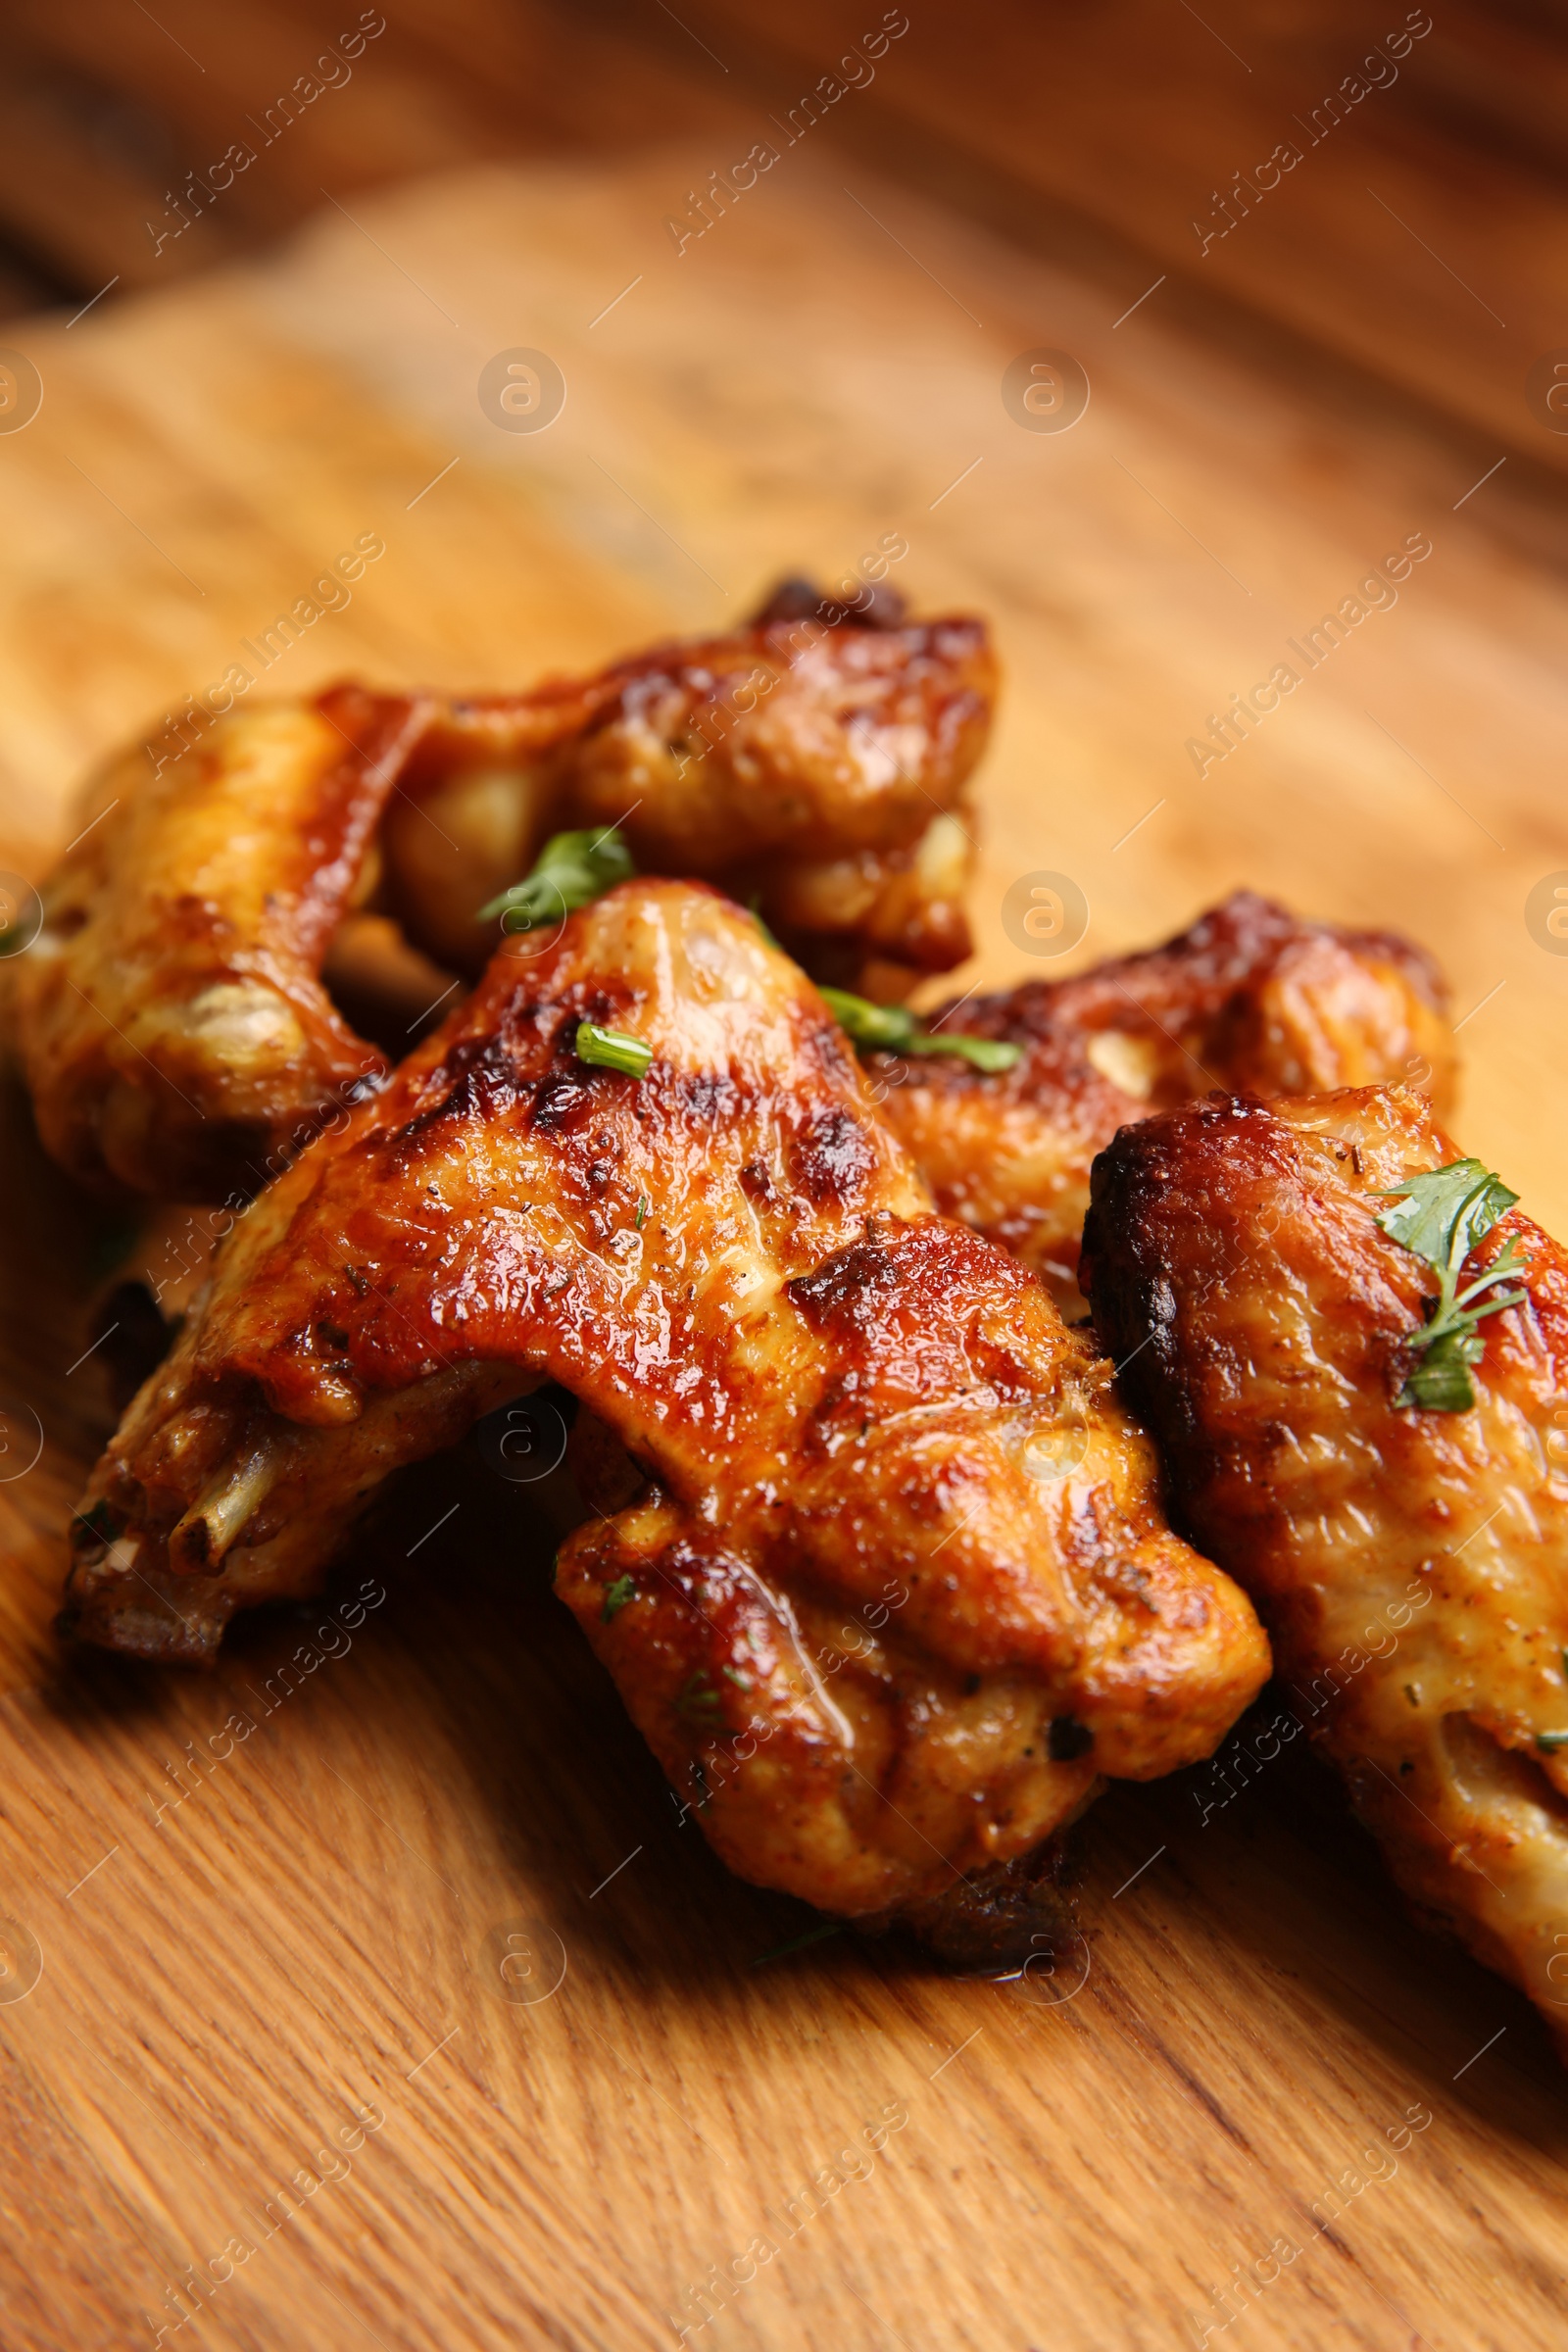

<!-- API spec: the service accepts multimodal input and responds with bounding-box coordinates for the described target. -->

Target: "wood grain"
[0,156,1566,2352]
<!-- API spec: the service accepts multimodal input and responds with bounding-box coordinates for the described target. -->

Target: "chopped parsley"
[602,1575,636,1623]
[1375,1158,1530,1411]
[477,826,634,933]
[674,1671,723,1727]
[819,985,1021,1075]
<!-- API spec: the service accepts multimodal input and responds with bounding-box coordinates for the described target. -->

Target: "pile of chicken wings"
[12,582,1566,2030]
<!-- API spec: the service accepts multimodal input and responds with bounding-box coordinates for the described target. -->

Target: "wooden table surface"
[0,154,1565,2352]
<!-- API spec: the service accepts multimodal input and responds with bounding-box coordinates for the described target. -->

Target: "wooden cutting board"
[0,155,1565,2352]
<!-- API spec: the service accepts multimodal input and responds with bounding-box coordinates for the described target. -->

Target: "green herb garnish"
[477,826,634,933]
[634,1196,649,1229]
[819,986,1022,1075]
[1537,1730,1568,1752]
[602,1574,636,1622]
[674,1671,723,1727]
[574,1020,652,1078]
[1375,1157,1530,1411]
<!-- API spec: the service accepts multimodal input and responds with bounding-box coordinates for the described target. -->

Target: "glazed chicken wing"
[377,584,991,988]
[871,891,1453,1311]
[68,881,1266,1927]
[14,592,992,1200]
[10,693,420,1200]
[1082,1084,1568,2044]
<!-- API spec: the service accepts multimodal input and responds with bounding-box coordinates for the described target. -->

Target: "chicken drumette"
[869,891,1453,1311]
[68,881,1267,1931]
[1082,1084,1568,2042]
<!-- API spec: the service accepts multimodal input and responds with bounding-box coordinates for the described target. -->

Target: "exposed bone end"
[168,1438,289,1575]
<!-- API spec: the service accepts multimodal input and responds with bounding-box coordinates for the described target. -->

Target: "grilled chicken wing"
[14,594,992,1200]
[67,881,1266,1925]
[872,892,1453,1312]
[1082,1084,1568,2043]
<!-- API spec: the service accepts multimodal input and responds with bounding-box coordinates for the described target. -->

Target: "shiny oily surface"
[9,601,992,1202]
[1083,1084,1568,2046]
[871,890,1455,1313]
[70,880,1266,1926]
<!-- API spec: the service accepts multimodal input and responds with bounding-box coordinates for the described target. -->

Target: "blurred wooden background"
[2,0,1566,483]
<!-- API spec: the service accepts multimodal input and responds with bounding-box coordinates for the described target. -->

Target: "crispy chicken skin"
[10,695,420,1199]
[374,595,991,985]
[67,880,1266,1923]
[872,891,1453,1311]
[1082,1085,1568,2041]
[14,596,993,1200]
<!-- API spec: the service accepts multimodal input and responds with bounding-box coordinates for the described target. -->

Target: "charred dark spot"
[786,1106,876,1207]
[789,1224,902,1335]
[748,575,907,631]
[398,1035,520,1145]
[343,1264,368,1296]
[682,1070,745,1127]
[529,1067,595,1135]
[316,1321,351,1350]
[1049,1716,1094,1762]
[739,1159,776,1204]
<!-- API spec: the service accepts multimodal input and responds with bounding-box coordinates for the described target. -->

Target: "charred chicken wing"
[15,593,992,1200]
[871,891,1453,1311]
[1082,1084,1568,2042]
[68,881,1266,1925]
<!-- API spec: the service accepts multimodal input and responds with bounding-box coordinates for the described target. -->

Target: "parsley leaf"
[1376,1159,1517,1265]
[602,1574,636,1622]
[1376,1157,1530,1412]
[477,826,634,932]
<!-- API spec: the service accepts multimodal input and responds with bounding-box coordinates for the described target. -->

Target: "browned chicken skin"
[10,694,416,1201]
[378,590,991,989]
[1083,1085,1568,2043]
[12,594,992,1200]
[871,892,1453,1311]
[67,881,1267,1926]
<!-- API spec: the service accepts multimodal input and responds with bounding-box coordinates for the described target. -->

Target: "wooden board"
[0,155,1566,2352]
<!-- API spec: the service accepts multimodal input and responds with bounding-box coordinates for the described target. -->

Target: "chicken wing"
[374,586,990,986]
[66,880,1266,1928]
[13,594,993,1200]
[1081,1084,1568,2044]
[871,891,1453,1312]
[10,693,420,1200]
